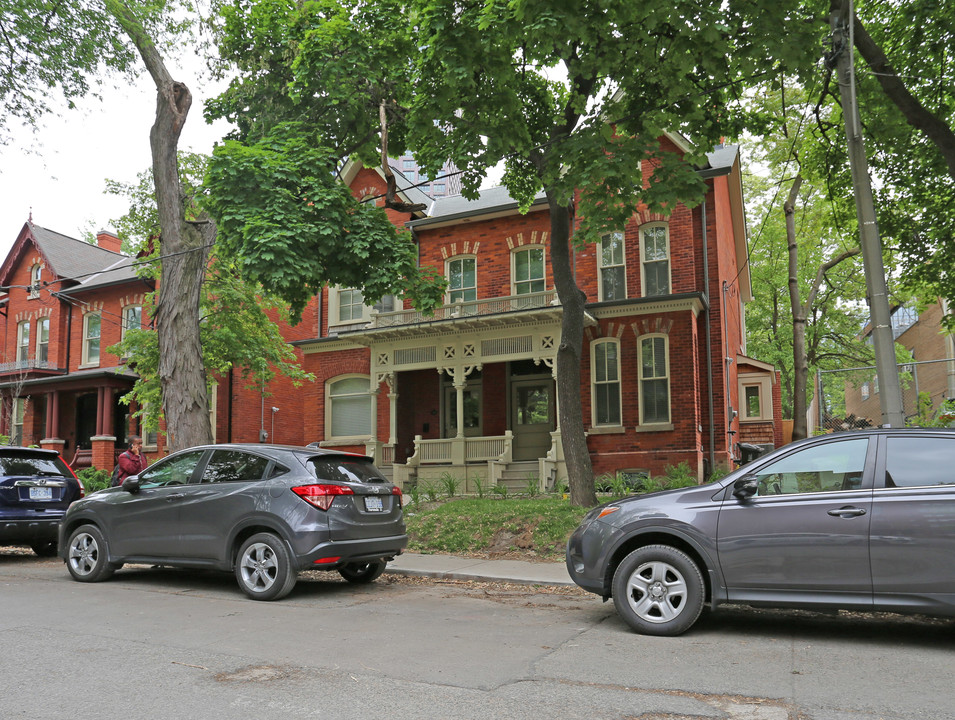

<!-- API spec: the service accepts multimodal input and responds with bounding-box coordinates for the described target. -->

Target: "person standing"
[117,435,148,485]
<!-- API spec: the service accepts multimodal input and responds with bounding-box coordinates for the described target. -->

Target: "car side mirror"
[732,475,759,499]
[123,476,142,494]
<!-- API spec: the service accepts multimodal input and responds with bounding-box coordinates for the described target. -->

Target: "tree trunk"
[785,175,809,441]
[547,192,597,507]
[106,1,213,451]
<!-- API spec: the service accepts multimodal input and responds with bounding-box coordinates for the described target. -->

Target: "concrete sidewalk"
[385,552,574,587]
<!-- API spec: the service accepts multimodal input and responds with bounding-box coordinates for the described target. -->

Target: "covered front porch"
[328,291,587,491]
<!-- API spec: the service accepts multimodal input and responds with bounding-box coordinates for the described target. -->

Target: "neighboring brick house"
[843,300,955,426]
[0,134,783,485]
[300,135,783,487]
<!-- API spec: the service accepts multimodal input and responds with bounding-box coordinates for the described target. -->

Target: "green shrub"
[662,461,698,488]
[406,482,421,508]
[422,480,439,503]
[523,474,540,497]
[439,472,460,498]
[78,467,111,493]
[492,483,509,498]
[470,475,487,499]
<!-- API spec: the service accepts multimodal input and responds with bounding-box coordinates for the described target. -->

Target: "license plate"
[364,496,384,512]
[29,486,53,501]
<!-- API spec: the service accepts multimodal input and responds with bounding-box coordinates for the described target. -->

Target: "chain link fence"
[816,358,955,432]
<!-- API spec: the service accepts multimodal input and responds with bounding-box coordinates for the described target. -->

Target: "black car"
[59,444,406,600]
[0,446,85,556]
[567,428,955,635]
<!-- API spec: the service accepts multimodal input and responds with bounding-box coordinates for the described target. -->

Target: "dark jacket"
[117,450,148,484]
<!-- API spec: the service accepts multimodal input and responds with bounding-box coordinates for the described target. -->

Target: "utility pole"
[827,0,905,427]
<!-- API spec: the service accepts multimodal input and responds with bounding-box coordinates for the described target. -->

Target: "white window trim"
[639,222,671,298]
[122,304,143,341]
[81,312,102,367]
[738,373,774,422]
[12,396,25,444]
[590,338,623,429]
[328,287,396,328]
[325,374,373,442]
[35,317,49,364]
[637,333,672,428]
[598,232,627,302]
[446,255,477,304]
[16,320,30,363]
[510,245,547,296]
[29,265,41,299]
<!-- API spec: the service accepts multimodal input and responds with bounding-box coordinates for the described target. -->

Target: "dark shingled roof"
[30,224,143,293]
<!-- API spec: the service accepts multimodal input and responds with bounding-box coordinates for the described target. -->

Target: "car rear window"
[0,453,70,477]
[307,457,386,484]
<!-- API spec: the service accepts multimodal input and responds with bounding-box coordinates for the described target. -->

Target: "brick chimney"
[96,229,122,253]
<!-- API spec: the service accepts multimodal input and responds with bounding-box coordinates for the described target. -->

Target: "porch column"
[44,391,55,439]
[387,375,397,445]
[454,378,466,439]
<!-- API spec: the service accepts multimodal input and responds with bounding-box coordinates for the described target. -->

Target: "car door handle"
[828,506,867,518]
[165,493,187,501]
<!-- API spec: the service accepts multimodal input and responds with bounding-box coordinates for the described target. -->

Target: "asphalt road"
[2,550,953,720]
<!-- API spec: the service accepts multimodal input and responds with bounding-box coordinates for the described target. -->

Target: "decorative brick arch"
[635,210,670,227]
[440,241,481,259]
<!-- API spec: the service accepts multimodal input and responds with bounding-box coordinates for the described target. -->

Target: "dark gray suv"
[58,444,406,600]
[567,428,955,635]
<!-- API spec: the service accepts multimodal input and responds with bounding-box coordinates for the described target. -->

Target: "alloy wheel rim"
[239,542,277,592]
[626,560,688,624]
[68,533,98,576]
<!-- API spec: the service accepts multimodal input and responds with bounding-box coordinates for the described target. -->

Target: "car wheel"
[338,561,386,584]
[611,545,705,636]
[31,540,58,557]
[66,525,116,583]
[235,533,297,601]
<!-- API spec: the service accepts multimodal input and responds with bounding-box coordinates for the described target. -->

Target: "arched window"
[599,232,626,301]
[640,224,670,297]
[29,265,42,298]
[591,339,622,426]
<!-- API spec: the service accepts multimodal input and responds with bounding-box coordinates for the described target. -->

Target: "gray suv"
[59,444,406,600]
[567,428,955,635]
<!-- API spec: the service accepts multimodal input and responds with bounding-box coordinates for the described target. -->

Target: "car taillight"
[76,477,86,498]
[292,484,355,511]
[392,486,401,497]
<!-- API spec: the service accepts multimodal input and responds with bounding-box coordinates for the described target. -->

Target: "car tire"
[338,561,386,584]
[31,540,58,557]
[235,533,297,601]
[611,545,705,636]
[65,525,116,583]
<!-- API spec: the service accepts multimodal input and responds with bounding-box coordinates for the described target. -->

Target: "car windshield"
[307,457,385,484]
[0,454,69,477]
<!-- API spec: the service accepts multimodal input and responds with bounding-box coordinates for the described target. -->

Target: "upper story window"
[432,183,446,195]
[16,321,30,362]
[122,305,143,339]
[338,288,365,323]
[327,375,372,440]
[29,265,42,298]
[447,257,477,304]
[638,334,670,425]
[82,312,101,366]
[640,224,670,297]
[739,374,774,422]
[36,317,49,365]
[329,287,397,327]
[513,246,545,295]
[592,339,622,426]
[599,232,626,301]
[402,158,415,171]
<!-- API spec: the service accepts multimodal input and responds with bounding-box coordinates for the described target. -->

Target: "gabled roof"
[0,222,144,294]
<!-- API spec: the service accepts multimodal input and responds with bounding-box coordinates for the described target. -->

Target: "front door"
[510,378,554,461]
[442,382,482,438]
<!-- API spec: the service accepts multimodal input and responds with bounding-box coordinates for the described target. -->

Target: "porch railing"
[406,431,513,466]
[368,291,558,329]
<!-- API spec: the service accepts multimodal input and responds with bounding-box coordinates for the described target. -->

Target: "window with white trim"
[739,374,774,422]
[329,287,397,326]
[36,318,49,365]
[327,376,372,439]
[599,232,626,301]
[640,224,670,297]
[29,265,41,298]
[16,321,30,363]
[592,339,622,426]
[639,334,670,424]
[82,312,101,366]
[512,246,545,295]
[447,256,477,303]
[122,305,143,339]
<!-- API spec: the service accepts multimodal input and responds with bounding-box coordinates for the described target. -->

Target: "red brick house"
[0,135,783,487]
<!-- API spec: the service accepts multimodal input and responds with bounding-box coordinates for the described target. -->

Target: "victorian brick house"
[0,134,782,487]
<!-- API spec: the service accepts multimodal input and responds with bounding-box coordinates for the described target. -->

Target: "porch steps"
[497,460,540,491]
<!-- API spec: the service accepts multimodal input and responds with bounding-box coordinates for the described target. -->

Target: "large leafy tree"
[106,154,313,434]
[207,0,817,505]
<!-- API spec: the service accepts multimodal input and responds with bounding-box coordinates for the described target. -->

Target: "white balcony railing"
[368,291,558,329]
